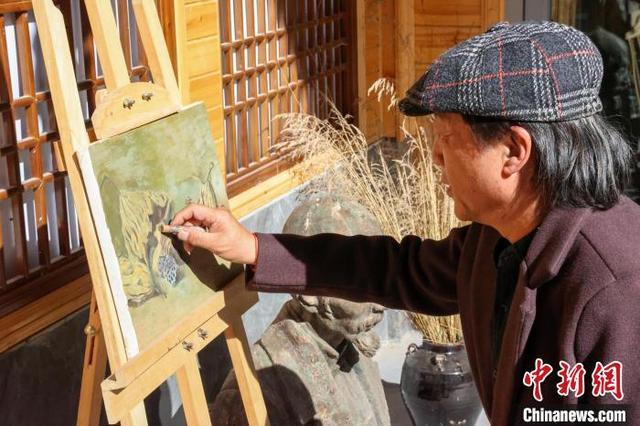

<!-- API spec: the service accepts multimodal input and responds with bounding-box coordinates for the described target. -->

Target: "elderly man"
[173,21,640,425]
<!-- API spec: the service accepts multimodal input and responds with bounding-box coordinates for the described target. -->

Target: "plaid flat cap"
[399,21,604,121]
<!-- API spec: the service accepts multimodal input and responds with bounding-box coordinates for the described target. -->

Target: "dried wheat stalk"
[273,78,464,344]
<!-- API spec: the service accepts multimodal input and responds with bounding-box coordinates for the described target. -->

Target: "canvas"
[77,103,240,356]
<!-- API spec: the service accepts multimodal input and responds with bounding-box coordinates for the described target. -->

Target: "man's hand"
[170,204,257,265]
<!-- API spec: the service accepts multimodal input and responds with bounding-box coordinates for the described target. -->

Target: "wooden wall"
[173,0,226,178]
[414,0,503,76]
[173,0,504,216]
[358,0,397,142]
[359,0,503,143]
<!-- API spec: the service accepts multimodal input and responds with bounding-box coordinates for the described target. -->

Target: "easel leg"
[76,291,147,426]
[120,402,148,426]
[176,355,212,426]
[224,317,269,426]
[77,292,108,426]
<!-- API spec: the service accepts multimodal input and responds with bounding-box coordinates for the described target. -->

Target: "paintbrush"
[160,224,208,235]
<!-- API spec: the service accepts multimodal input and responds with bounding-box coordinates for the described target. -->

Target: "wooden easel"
[31,0,268,424]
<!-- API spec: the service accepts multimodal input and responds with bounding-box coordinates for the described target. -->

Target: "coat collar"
[524,204,593,288]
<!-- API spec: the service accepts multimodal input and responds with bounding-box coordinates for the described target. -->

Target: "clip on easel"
[32,0,269,424]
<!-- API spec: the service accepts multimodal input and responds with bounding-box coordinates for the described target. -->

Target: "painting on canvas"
[78,103,240,355]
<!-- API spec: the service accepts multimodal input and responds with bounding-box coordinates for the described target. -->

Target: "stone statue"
[210,195,391,425]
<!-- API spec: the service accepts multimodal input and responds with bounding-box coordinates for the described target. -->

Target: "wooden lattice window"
[219,0,357,196]
[0,0,150,317]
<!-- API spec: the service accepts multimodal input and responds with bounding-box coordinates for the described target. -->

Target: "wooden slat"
[233,0,248,169]
[180,0,225,180]
[325,0,338,111]
[256,0,269,158]
[380,1,396,138]
[156,0,176,75]
[0,17,11,287]
[297,0,310,116]
[415,45,458,65]
[287,0,300,114]
[83,0,130,89]
[0,13,29,282]
[318,0,327,119]
[365,0,385,140]
[415,0,481,16]
[218,0,232,53]
[176,356,212,425]
[76,293,108,426]
[224,314,269,426]
[185,0,218,40]
[42,99,67,192]
[277,0,289,124]
[173,0,189,103]
[415,25,482,46]
[0,272,91,353]
[483,0,503,29]
[118,0,132,70]
[80,0,98,114]
[245,0,259,163]
[396,0,414,142]
[186,35,221,78]
[306,0,316,117]
[136,9,150,82]
[56,0,75,67]
[334,16,350,127]
[267,0,279,144]
[218,0,236,174]
[189,72,220,109]
[415,13,482,28]
[15,11,51,267]
[207,106,226,183]
[0,251,87,315]
[326,0,336,113]
[229,161,305,217]
[226,154,294,197]
[0,1,31,14]
[355,0,366,133]
[53,173,70,257]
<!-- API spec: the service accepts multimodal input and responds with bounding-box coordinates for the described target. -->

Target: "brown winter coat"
[246,196,640,425]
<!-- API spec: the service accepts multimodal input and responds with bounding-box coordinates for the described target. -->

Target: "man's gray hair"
[463,114,633,210]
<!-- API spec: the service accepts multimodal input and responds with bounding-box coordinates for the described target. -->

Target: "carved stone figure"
[210,195,390,425]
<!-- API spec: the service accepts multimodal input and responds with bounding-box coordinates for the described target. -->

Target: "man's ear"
[503,125,533,176]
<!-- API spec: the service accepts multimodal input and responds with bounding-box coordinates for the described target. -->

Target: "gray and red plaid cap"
[398,21,603,121]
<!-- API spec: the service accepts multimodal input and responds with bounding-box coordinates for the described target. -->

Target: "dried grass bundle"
[274,78,464,344]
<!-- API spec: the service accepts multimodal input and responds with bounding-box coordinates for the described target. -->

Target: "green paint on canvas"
[87,103,240,350]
